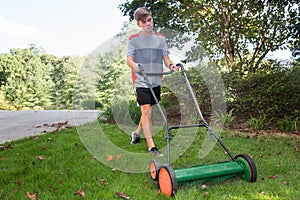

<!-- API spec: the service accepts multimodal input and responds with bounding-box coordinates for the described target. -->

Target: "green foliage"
[129,99,141,125]
[49,56,83,109]
[99,99,141,125]
[0,89,9,110]
[81,98,102,110]
[0,46,86,110]
[214,109,235,129]
[0,47,53,110]
[119,0,299,70]
[276,116,298,132]
[226,63,300,120]
[98,106,114,123]
[247,111,269,131]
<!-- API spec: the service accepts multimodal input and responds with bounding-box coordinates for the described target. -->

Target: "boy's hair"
[134,7,152,22]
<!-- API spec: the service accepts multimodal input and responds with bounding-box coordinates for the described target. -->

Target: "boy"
[127,7,179,156]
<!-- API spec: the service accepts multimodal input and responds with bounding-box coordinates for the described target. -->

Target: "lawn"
[0,121,299,200]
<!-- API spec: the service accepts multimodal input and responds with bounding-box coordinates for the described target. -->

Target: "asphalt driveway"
[0,110,100,144]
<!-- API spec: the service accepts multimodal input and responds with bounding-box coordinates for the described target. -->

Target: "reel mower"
[139,63,257,197]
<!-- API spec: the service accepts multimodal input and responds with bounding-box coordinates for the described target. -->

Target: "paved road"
[0,110,100,144]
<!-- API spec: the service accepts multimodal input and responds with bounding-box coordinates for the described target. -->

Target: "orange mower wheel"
[149,159,161,180]
[158,166,178,197]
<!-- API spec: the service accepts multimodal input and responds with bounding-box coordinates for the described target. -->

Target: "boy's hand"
[132,63,141,72]
[169,64,180,71]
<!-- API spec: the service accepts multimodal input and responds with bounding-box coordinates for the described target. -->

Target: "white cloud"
[0,16,38,38]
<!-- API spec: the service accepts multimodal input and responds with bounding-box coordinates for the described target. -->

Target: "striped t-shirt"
[127,32,170,88]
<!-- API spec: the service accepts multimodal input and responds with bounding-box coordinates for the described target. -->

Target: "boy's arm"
[163,55,179,71]
[127,55,140,72]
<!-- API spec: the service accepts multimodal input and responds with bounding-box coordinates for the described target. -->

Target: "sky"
[0,0,129,56]
[0,1,291,59]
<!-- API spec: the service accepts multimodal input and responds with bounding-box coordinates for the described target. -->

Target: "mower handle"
[138,63,184,76]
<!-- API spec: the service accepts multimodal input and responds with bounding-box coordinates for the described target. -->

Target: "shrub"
[81,99,102,110]
[247,111,269,131]
[129,100,141,125]
[225,65,300,121]
[213,108,235,128]
[276,116,298,132]
[98,99,141,125]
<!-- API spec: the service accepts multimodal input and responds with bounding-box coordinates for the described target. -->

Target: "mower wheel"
[158,165,178,197]
[149,159,161,180]
[235,154,257,182]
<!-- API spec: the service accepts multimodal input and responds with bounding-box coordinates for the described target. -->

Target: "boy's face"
[138,15,153,33]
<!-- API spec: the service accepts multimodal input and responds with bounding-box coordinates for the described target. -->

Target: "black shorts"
[136,86,161,106]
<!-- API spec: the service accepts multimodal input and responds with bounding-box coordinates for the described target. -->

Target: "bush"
[276,116,298,132]
[129,100,141,125]
[81,99,102,110]
[225,65,300,120]
[98,99,141,125]
[247,111,269,131]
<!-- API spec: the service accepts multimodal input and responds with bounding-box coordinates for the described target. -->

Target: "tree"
[119,0,299,71]
[49,56,83,109]
[0,46,53,110]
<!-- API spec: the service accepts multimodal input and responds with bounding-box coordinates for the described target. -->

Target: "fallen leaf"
[269,175,277,179]
[73,189,85,198]
[295,146,299,152]
[37,155,46,160]
[65,124,72,128]
[117,154,122,159]
[118,192,130,199]
[14,179,23,186]
[106,155,113,161]
[282,181,288,185]
[25,191,38,200]
[0,157,4,161]
[47,138,51,142]
[33,136,40,140]
[201,184,207,190]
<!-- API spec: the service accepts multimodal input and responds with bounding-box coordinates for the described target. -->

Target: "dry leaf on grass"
[37,155,46,160]
[201,184,207,190]
[106,155,113,161]
[25,191,38,200]
[1,144,12,150]
[73,188,85,198]
[269,175,277,179]
[118,192,130,199]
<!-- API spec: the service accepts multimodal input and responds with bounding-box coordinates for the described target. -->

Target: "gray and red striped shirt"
[127,32,170,88]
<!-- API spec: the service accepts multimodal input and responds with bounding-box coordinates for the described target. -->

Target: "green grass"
[0,122,299,200]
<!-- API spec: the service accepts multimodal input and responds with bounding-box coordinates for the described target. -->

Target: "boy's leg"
[135,120,143,135]
[131,119,142,144]
[140,104,155,150]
